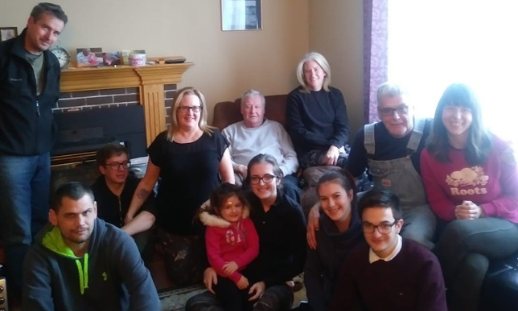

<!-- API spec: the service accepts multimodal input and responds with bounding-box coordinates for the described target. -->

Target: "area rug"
[159,285,207,311]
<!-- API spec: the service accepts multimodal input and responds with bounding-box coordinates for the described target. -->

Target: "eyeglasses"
[362,220,399,234]
[378,105,409,118]
[105,161,130,170]
[250,174,276,185]
[177,106,202,113]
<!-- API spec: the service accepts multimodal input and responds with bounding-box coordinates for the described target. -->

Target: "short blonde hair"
[166,87,213,141]
[296,52,331,93]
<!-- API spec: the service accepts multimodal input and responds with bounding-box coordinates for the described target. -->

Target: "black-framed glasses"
[177,105,202,113]
[250,174,276,185]
[378,105,409,118]
[105,161,130,170]
[362,220,399,234]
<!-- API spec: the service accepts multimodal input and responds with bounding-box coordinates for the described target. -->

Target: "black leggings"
[213,277,254,311]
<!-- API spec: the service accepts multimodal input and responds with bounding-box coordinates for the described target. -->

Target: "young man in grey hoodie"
[22,182,160,311]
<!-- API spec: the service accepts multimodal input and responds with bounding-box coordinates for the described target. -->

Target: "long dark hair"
[427,83,492,165]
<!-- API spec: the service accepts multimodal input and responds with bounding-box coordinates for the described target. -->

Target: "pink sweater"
[420,136,518,223]
[205,217,259,283]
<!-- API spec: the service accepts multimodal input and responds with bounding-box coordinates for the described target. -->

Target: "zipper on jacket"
[118,197,123,227]
[36,101,41,116]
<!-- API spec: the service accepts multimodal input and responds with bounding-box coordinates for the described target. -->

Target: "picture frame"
[76,47,103,67]
[221,0,262,31]
[0,27,18,42]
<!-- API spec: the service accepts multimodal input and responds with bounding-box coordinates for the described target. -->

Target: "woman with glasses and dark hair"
[303,169,364,311]
[125,87,234,287]
[286,52,350,169]
[420,83,518,311]
[186,153,306,311]
[329,189,447,311]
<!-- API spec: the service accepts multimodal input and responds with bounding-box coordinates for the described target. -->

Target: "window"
[387,1,518,144]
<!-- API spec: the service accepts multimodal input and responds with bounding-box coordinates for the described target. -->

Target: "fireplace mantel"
[60,62,193,145]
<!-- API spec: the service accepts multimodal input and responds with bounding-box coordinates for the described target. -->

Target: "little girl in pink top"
[199,183,259,311]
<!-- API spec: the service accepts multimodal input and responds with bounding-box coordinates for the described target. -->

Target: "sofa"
[211,94,331,215]
[211,94,289,130]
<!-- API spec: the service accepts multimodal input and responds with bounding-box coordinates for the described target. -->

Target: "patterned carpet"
[158,276,308,311]
[159,285,206,311]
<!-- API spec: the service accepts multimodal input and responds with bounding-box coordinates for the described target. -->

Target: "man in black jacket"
[0,2,67,301]
[91,144,156,256]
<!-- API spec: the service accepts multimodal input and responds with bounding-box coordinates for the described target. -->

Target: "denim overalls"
[364,119,436,248]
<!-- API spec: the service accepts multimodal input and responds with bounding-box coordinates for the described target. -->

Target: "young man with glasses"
[90,144,156,256]
[329,189,447,311]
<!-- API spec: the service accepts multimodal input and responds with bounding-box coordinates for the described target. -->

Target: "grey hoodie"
[22,218,160,311]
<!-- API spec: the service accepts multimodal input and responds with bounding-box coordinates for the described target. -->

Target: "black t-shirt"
[91,173,156,228]
[346,119,432,177]
[147,130,228,235]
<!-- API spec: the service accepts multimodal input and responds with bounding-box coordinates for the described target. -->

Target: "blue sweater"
[22,218,160,311]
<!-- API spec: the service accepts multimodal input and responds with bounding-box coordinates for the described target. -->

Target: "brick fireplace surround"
[56,62,193,144]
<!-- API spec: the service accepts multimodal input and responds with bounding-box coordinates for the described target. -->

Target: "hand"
[455,201,483,220]
[248,281,266,301]
[124,213,134,225]
[324,146,340,166]
[236,276,249,290]
[307,203,321,250]
[222,261,238,276]
[236,165,248,179]
[203,267,218,294]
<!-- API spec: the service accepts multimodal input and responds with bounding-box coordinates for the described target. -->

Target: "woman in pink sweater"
[200,183,259,311]
[420,83,518,311]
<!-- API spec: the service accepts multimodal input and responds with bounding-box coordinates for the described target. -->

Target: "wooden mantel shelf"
[60,62,193,92]
[60,62,193,145]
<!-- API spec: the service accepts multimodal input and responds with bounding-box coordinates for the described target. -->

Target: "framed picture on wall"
[0,27,18,42]
[221,0,262,31]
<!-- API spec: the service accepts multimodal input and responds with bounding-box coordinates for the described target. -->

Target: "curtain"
[363,0,388,123]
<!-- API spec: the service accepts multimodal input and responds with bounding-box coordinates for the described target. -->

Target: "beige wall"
[0,0,309,120]
[308,0,364,138]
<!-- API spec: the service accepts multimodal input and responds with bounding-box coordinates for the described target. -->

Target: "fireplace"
[52,104,147,159]
[50,103,148,190]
